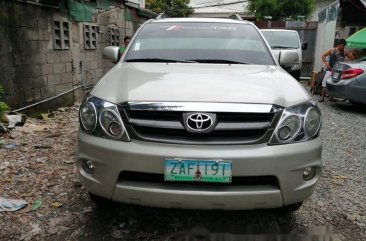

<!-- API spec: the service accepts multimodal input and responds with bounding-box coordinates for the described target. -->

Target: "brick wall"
[0,0,146,111]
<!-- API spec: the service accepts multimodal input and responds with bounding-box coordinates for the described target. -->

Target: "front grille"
[118,171,279,187]
[132,126,267,144]
[119,103,282,145]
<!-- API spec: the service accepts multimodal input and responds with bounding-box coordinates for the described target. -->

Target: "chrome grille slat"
[129,118,184,129]
[215,122,271,130]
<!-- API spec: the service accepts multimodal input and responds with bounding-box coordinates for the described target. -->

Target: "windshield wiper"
[188,59,249,64]
[125,58,197,63]
[270,46,296,49]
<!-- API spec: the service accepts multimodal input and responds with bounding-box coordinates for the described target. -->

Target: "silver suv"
[77,17,322,211]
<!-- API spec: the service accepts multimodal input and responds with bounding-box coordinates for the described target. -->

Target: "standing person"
[117,36,131,61]
[319,39,355,102]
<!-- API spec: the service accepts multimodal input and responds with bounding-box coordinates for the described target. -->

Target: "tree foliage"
[247,0,316,21]
[146,0,193,17]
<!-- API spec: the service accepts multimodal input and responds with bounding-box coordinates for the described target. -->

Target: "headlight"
[304,107,321,138]
[79,96,130,141]
[99,109,125,139]
[80,102,97,132]
[269,101,321,145]
[275,115,301,142]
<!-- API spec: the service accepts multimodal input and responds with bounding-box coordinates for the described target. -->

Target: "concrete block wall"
[0,0,56,108]
[0,0,145,111]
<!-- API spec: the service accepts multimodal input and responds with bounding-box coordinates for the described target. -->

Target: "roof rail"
[229,14,243,21]
[156,13,168,20]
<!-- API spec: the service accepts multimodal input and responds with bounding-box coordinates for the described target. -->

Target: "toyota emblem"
[183,113,216,133]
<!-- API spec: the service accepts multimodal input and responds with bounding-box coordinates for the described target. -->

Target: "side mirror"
[102,46,119,62]
[279,51,299,66]
[301,42,308,50]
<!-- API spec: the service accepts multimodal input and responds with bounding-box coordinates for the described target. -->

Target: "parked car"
[327,56,366,105]
[77,17,322,212]
[261,29,307,80]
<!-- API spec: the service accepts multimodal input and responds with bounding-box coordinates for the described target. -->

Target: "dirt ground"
[0,98,365,241]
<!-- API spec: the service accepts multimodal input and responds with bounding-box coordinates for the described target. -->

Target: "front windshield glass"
[124,22,275,65]
[261,31,300,49]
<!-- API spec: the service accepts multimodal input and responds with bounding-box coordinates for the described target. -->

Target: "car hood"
[91,63,310,108]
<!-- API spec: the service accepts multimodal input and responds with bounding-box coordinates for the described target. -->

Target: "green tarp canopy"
[347,27,366,49]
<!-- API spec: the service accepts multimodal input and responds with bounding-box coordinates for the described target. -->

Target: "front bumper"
[77,130,322,210]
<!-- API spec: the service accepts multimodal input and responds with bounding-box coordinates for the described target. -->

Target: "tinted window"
[262,31,300,49]
[124,22,275,65]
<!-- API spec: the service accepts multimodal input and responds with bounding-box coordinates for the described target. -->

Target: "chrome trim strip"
[129,118,184,130]
[215,121,271,130]
[121,102,281,113]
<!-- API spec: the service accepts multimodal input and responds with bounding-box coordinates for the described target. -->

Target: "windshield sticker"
[134,42,140,51]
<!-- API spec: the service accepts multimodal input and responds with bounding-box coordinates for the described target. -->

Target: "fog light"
[303,167,316,181]
[82,160,95,174]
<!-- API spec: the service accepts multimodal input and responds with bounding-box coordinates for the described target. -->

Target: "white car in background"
[261,29,307,80]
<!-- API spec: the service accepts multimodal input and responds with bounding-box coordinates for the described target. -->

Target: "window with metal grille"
[84,24,98,50]
[110,28,120,46]
[53,20,70,50]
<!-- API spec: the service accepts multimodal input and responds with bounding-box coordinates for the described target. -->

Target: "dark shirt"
[329,49,345,69]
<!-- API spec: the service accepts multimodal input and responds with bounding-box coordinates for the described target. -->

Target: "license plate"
[164,159,232,183]
[333,72,340,79]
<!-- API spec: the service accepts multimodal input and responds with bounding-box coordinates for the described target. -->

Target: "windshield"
[261,31,300,49]
[124,22,275,65]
